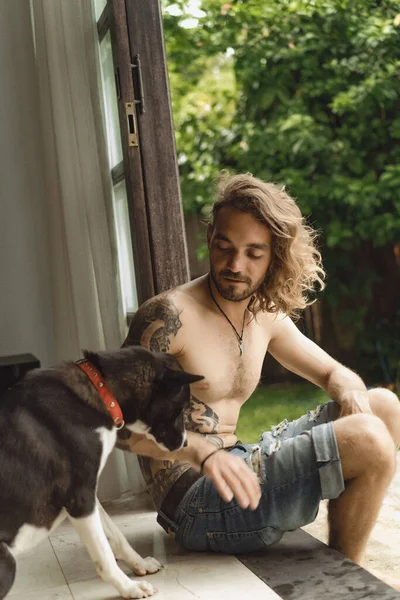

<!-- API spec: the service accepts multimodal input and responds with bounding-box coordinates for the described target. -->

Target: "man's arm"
[268,314,372,415]
[118,428,260,509]
[117,429,216,463]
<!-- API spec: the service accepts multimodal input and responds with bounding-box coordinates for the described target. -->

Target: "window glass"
[93,0,107,21]
[99,31,123,168]
[112,179,138,313]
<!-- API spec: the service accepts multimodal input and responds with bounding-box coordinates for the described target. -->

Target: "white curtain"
[31,0,125,359]
[30,0,147,501]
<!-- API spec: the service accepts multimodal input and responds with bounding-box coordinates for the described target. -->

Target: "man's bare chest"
[178,316,270,404]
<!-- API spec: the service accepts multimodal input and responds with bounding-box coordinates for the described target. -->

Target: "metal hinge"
[131,54,146,114]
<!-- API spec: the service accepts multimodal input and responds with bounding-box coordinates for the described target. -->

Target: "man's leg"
[367,387,400,446]
[329,413,396,564]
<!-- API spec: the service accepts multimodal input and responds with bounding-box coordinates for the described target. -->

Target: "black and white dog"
[0,346,202,599]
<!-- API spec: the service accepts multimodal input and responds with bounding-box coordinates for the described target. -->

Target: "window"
[93,0,190,315]
[98,27,138,314]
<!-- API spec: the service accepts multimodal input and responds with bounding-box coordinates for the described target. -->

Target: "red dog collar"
[76,359,125,429]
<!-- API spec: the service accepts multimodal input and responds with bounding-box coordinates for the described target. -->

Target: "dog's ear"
[159,368,203,388]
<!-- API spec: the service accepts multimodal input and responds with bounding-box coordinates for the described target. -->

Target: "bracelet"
[200,448,222,474]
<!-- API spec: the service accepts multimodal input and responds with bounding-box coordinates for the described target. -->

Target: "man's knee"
[368,387,400,416]
[334,413,396,480]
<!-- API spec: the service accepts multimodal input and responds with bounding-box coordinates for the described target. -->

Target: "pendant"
[239,340,244,356]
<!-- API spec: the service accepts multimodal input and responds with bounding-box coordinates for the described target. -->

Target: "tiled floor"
[9,453,400,600]
[9,493,279,600]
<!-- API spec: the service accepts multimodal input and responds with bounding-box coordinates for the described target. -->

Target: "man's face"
[207,207,272,302]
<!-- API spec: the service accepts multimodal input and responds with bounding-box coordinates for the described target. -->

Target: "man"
[119,172,399,568]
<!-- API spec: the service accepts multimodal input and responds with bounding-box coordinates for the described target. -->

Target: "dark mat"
[237,529,400,600]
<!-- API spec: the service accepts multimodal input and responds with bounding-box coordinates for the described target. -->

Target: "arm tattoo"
[185,395,220,434]
[138,456,191,510]
[123,295,182,352]
[204,435,225,449]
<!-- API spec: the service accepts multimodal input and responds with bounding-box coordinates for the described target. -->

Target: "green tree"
[163,0,400,382]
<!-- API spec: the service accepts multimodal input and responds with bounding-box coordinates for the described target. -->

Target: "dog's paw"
[130,556,162,576]
[123,579,156,598]
[142,556,162,574]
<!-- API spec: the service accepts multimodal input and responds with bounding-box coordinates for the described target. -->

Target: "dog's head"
[83,347,203,452]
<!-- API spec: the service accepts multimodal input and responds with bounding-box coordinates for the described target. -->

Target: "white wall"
[0,0,54,367]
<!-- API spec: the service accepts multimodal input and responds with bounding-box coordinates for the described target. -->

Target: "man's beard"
[210,268,266,302]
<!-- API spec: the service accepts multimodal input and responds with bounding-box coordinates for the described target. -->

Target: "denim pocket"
[207,526,283,554]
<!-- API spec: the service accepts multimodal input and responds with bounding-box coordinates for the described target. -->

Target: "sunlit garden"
[163,0,400,394]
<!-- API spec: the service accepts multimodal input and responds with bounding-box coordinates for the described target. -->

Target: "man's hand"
[339,390,373,418]
[199,449,261,511]
[117,429,262,510]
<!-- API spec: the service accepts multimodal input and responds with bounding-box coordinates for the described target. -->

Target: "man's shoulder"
[254,307,287,327]
[139,277,203,315]
[123,277,205,352]
[137,288,182,315]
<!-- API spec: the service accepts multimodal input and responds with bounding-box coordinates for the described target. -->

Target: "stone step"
[237,529,400,600]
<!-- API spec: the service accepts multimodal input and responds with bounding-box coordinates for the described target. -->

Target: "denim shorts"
[166,401,344,553]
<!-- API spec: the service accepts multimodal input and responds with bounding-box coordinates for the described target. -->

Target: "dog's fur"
[0,346,202,599]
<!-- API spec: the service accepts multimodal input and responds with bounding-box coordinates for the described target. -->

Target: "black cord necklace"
[207,275,246,356]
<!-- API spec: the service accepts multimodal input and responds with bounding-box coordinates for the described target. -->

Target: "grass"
[235,382,330,443]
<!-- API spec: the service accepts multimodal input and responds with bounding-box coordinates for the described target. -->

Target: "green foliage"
[236,382,329,443]
[162,0,400,379]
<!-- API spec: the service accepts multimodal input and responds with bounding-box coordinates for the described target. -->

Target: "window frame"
[96,0,190,309]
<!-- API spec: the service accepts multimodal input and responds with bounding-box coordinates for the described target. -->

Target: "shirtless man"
[120,172,399,567]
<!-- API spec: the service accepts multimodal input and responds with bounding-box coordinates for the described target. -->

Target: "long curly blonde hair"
[208,172,325,318]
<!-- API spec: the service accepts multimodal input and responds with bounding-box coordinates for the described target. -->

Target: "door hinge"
[131,54,146,114]
[125,102,138,147]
